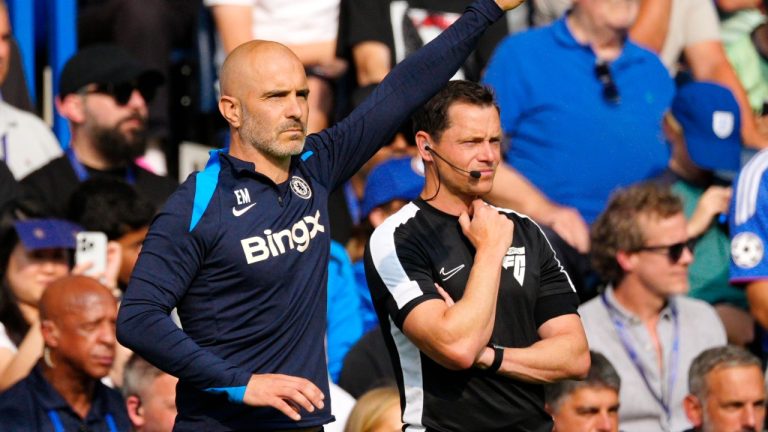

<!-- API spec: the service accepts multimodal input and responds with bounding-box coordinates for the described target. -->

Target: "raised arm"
[629,0,673,53]
[310,0,524,189]
[207,4,253,55]
[401,200,514,370]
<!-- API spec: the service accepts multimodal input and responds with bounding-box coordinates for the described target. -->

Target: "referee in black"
[364,81,590,431]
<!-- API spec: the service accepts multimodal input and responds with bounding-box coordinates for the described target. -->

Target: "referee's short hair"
[545,351,621,412]
[412,80,498,142]
[688,345,762,401]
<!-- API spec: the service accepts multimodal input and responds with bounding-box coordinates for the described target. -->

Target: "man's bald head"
[217,40,309,164]
[40,275,117,378]
[220,40,305,98]
[40,275,115,323]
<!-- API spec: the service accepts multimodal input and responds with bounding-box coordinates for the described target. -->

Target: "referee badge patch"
[290,176,312,200]
[503,246,526,286]
[731,232,764,269]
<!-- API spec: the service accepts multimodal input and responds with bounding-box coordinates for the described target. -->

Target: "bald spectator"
[683,345,765,432]
[0,275,130,431]
[122,354,177,432]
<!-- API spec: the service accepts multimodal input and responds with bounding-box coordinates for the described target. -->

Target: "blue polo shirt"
[0,365,130,432]
[116,0,505,429]
[483,17,674,223]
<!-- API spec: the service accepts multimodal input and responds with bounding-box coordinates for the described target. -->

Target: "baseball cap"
[671,81,742,172]
[13,219,82,251]
[362,156,425,217]
[58,44,164,98]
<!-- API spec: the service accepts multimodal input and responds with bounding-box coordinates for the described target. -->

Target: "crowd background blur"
[2,0,768,430]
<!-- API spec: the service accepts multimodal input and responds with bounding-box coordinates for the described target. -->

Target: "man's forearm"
[746,280,768,329]
[477,314,589,383]
[629,0,673,53]
[487,163,551,217]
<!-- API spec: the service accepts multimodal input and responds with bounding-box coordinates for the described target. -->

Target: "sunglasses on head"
[633,238,697,263]
[595,61,620,104]
[82,79,156,106]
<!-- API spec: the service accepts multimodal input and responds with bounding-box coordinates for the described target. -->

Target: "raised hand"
[688,185,732,238]
[494,0,526,12]
[243,374,325,421]
[458,200,514,257]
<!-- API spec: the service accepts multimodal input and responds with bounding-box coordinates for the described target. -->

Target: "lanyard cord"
[600,292,680,419]
[65,147,136,184]
[48,410,118,432]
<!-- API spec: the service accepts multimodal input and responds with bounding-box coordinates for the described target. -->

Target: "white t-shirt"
[326,382,355,432]
[0,322,18,353]
[204,0,339,45]
[0,100,62,180]
[659,0,721,74]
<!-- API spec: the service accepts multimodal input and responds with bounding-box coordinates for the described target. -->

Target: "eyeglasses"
[81,79,156,106]
[633,238,697,263]
[595,61,620,104]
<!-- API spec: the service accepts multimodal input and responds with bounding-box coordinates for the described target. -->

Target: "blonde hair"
[344,387,401,432]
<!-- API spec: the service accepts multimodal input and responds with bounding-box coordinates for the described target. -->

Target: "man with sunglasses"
[18,44,177,218]
[481,0,674,301]
[579,182,726,432]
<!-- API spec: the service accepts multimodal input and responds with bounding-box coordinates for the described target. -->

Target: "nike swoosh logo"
[232,203,257,217]
[439,264,465,281]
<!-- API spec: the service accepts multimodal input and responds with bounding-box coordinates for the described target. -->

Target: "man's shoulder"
[20,155,70,183]
[371,201,423,238]
[494,205,536,226]
[0,373,35,405]
[0,101,51,131]
[134,165,179,189]
[675,295,720,320]
[577,294,607,318]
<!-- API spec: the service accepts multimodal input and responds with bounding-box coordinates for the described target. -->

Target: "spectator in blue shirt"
[483,0,674,299]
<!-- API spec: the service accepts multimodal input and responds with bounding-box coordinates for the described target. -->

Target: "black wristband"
[487,345,504,373]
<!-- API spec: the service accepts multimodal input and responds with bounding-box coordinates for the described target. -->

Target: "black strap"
[487,345,504,373]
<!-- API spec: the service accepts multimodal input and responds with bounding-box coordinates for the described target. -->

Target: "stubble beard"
[240,108,306,160]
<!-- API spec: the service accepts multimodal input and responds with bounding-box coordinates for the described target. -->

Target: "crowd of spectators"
[2,0,768,430]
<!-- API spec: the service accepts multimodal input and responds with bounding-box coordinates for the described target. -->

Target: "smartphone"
[75,231,108,277]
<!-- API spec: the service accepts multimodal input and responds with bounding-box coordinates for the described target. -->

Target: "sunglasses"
[595,61,620,104]
[82,80,156,106]
[633,238,697,263]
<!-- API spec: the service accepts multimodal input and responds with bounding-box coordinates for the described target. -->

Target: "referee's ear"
[416,131,433,163]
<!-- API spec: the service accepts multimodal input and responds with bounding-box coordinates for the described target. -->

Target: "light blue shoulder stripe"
[189,149,223,232]
[301,150,314,161]
[203,385,247,404]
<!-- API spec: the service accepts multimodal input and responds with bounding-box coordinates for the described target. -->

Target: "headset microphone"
[425,145,481,179]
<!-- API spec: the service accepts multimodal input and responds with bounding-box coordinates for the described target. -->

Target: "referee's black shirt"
[365,198,578,431]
